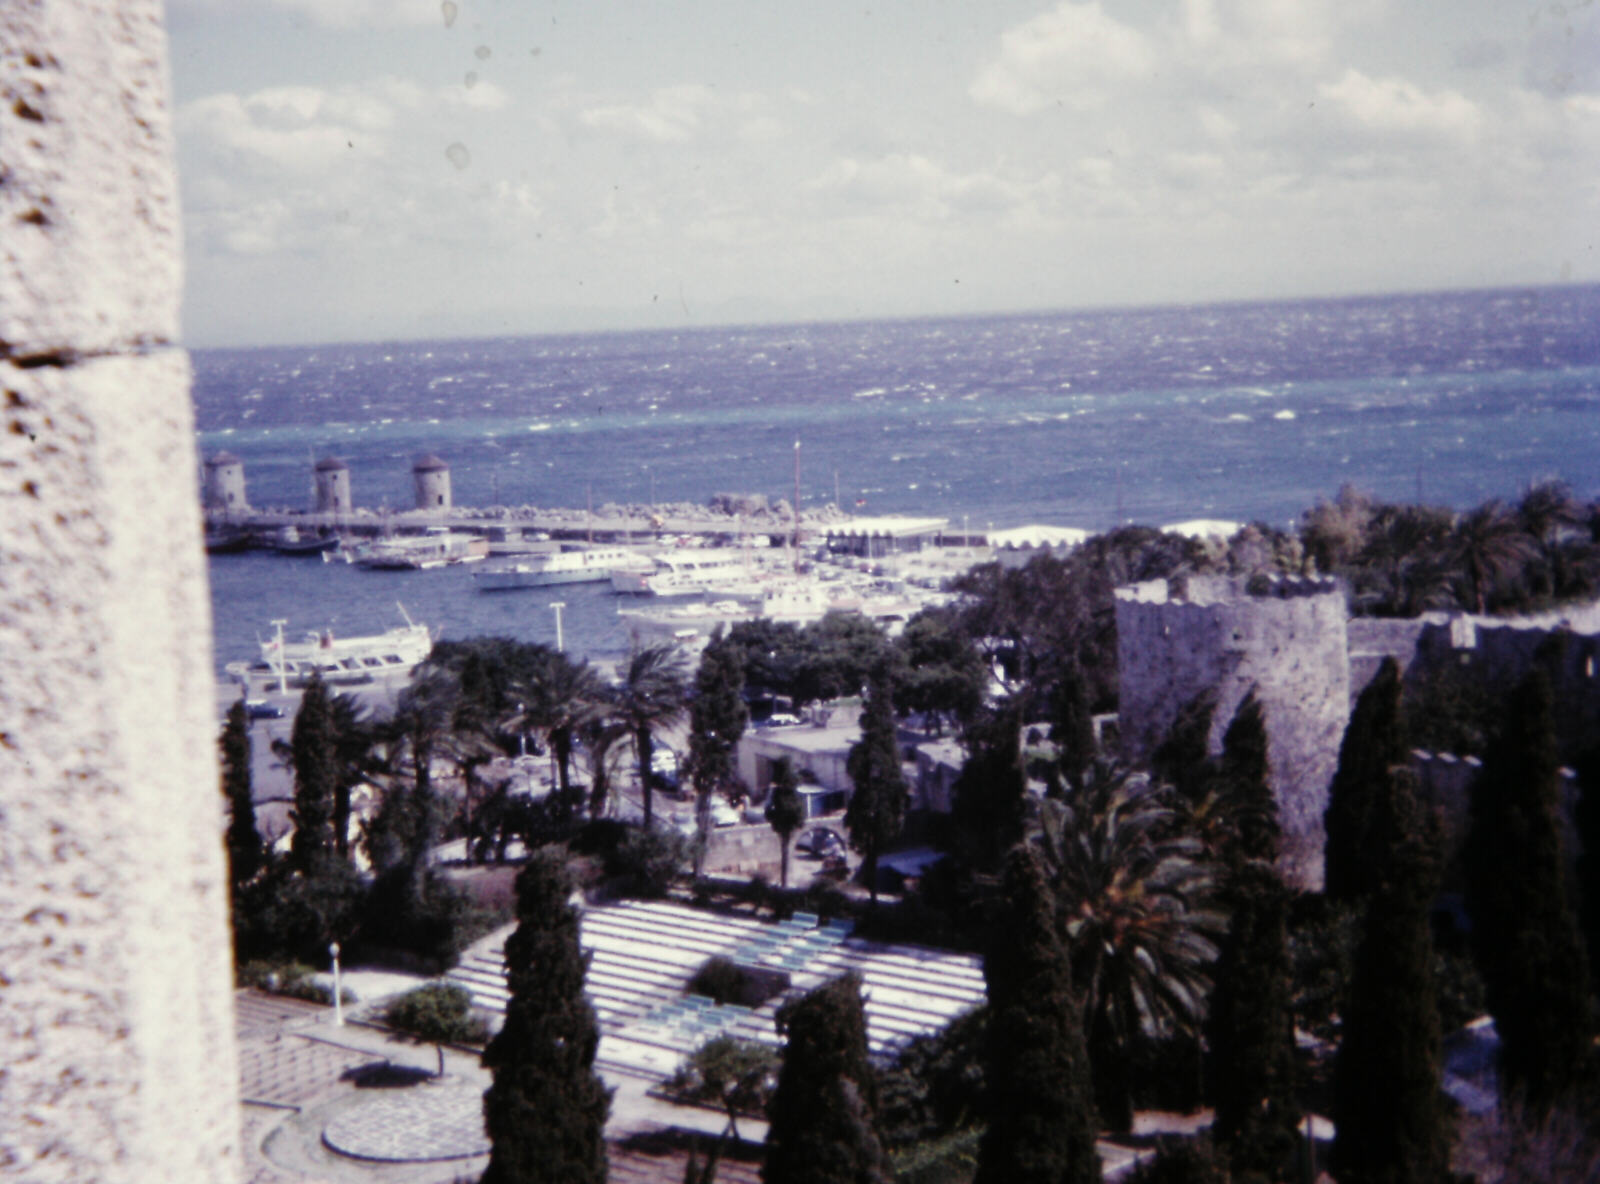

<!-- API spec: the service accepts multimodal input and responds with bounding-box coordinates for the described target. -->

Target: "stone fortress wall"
[1115,575,1351,890]
[1118,575,1600,895]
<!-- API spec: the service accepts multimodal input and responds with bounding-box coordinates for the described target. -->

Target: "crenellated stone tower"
[1115,574,1351,889]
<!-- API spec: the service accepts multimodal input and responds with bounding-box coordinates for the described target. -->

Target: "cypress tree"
[765,756,806,889]
[844,674,908,905]
[764,971,892,1184]
[1050,658,1097,797]
[1576,743,1600,996]
[1323,658,1407,903]
[1217,690,1280,869]
[687,637,749,876]
[221,698,263,886]
[1331,768,1450,1184]
[1152,689,1217,803]
[481,850,611,1184]
[1206,861,1298,1182]
[1463,670,1592,1112]
[289,674,339,874]
[950,699,1027,873]
[975,845,1101,1184]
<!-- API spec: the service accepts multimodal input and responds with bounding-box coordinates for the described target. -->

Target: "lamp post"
[329,942,344,1026]
[550,601,566,652]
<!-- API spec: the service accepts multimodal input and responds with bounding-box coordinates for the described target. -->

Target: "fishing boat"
[224,606,434,694]
[273,524,341,557]
[474,545,655,591]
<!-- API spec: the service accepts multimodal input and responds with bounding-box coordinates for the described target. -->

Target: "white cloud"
[809,154,1052,223]
[969,2,1152,114]
[579,85,720,143]
[1317,69,1483,143]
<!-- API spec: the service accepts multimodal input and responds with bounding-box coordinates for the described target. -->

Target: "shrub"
[664,1035,780,1120]
[608,825,688,898]
[236,958,354,1005]
[383,982,490,1046]
[687,956,790,1008]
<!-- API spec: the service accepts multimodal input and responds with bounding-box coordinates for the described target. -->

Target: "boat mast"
[271,618,288,695]
[792,439,801,574]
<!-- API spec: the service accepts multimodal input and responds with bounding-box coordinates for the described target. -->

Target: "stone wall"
[1115,575,1351,889]
[1,4,242,1179]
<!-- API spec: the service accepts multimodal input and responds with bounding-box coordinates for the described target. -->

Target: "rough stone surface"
[0,1,183,358]
[1116,575,1351,890]
[0,4,241,1180]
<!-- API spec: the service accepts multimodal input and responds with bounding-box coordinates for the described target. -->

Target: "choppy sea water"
[198,285,1600,671]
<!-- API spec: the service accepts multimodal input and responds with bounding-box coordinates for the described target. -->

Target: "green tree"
[221,698,262,886]
[510,647,605,823]
[1215,690,1279,869]
[667,1035,779,1141]
[1206,861,1298,1182]
[1323,657,1407,904]
[764,972,893,1184]
[1463,671,1593,1112]
[1037,765,1222,1132]
[1331,769,1450,1184]
[765,756,806,889]
[481,850,611,1184]
[1151,689,1216,803]
[950,699,1027,873]
[687,636,749,875]
[894,606,986,737]
[1449,499,1535,614]
[844,674,908,906]
[1049,657,1098,797]
[289,674,339,874]
[975,846,1101,1184]
[614,642,689,829]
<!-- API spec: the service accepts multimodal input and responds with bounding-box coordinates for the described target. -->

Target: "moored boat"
[475,545,655,591]
[609,548,750,596]
[224,606,434,694]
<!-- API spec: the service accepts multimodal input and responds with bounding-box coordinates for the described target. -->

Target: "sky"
[165,0,1600,348]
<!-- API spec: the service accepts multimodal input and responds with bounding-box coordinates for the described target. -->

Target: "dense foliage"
[383,982,489,1046]
[221,698,262,887]
[1463,671,1593,1113]
[975,846,1101,1184]
[765,756,806,889]
[481,850,611,1184]
[844,674,909,905]
[1331,769,1450,1184]
[765,972,893,1184]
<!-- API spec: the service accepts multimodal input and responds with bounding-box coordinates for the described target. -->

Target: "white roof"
[989,524,1090,549]
[825,515,948,537]
[1160,518,1242,540]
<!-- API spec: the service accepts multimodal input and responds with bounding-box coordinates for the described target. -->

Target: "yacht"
[225,608,434,694]
[475,545,655,591]
[609,549,750,596]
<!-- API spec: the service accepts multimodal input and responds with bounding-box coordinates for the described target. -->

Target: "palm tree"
[613,642,689,829]
[508,648,606,823]
[1450,500,1535,614]
[580,713,630,820]
[1357,503,1454,616]
[1037,761,1224,1131]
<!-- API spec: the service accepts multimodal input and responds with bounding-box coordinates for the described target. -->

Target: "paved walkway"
[235,987,768,1184]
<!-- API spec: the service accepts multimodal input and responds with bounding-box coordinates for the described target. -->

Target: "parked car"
[799,827,845,859]
[244,700,284,720]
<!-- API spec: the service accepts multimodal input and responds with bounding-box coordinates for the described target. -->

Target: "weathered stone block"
[0,1,182,359]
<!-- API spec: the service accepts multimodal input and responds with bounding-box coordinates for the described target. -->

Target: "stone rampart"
[1116,575,1350,889]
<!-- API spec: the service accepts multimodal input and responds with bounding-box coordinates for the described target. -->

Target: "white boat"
[225,607,434,693]
[341,527,489,570]
[610,549,750,596]
[475,546,655,591]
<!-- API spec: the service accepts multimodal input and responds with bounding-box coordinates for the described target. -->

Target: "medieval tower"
[1115,574,1351,889]
[412,453,451,511]
[314,456,352,514]
[202,451,246,514]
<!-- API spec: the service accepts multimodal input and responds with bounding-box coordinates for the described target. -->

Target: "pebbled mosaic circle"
[321,1086,489,1163]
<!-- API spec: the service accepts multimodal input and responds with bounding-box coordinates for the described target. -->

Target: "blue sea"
[198,285,1600,673]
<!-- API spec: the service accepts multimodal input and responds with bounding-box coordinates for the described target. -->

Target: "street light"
[329,941,344,1026]
[550,601,567,652]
